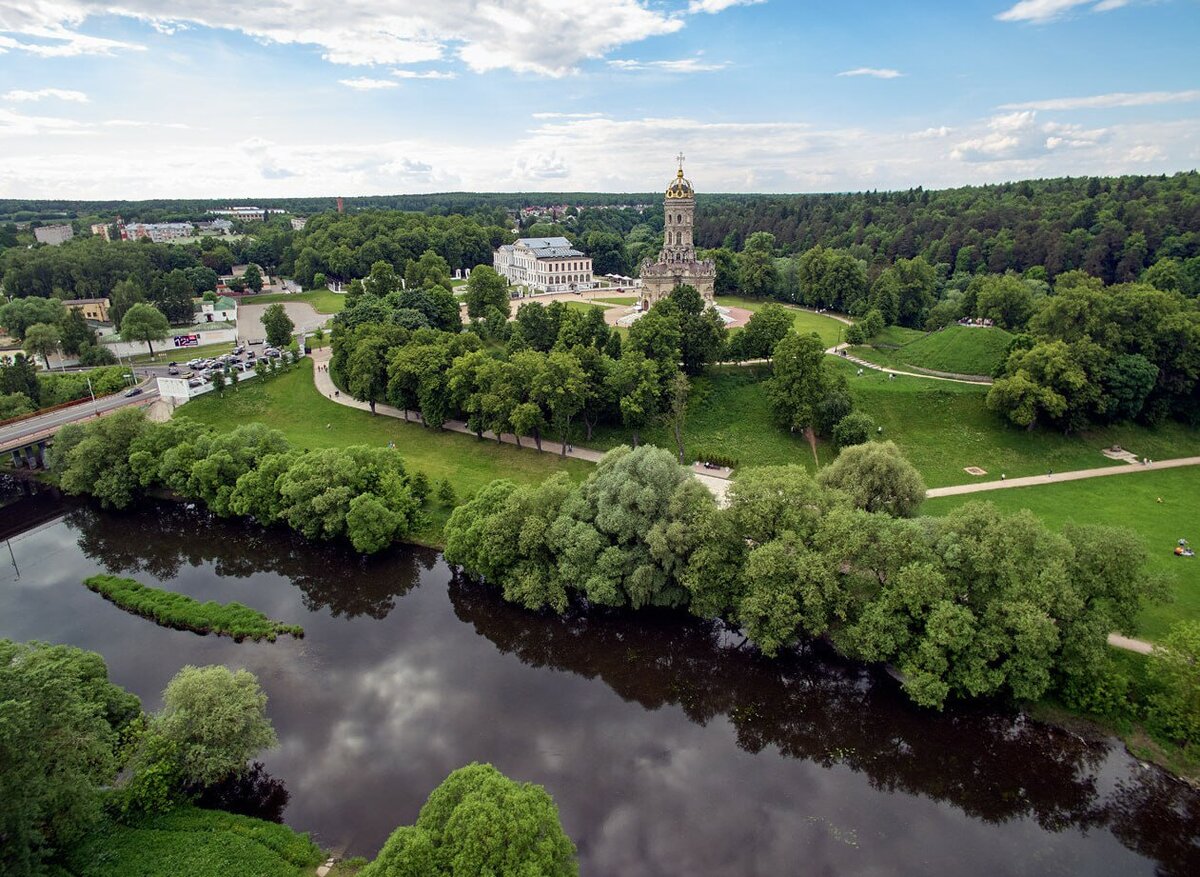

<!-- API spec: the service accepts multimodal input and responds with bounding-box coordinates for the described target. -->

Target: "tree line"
[51,408,435,553]
[443,441,1200,730]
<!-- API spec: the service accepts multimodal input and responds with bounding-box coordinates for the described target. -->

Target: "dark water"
[2,484,1198,876]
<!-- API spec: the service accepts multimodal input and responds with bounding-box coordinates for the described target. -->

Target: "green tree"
[668,284,726,374]
[211,368,226,394]
[817,440,925,516]
[0,391,33,419]
[533,350,586,456]
[153,665,277,788]
[764,331,827,433]
[22,322,61,369]
[0,640,140,876]
[974,274,1036,330]
[607,351,660,446]
[729,303,792,360]
[362,763,577,877]
[261,303,295,348]
[364,260,401,298]
[0,296,66,340]
[832,411,875,447]
[54,407,148,508]
[665,370,690,463]
[737,232,778,297]
[120,302,171,357]
[0,354,40,405]
[464,264,510,320]
[109,276,147,327]
[347,328,395,414]
[1146,621,1200,745]
[405,248,453,292]
[242,263,264,293]
[59,308,96,355]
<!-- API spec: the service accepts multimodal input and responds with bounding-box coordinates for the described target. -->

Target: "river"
[1,480,1197,875]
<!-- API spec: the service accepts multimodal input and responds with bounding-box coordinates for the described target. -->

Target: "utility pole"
[86,374,99,417]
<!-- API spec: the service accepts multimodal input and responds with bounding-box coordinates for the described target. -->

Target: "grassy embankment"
[925,467,1200,642]
[248,289,346,314]
[181,359,592,545]
[850,324,1013,376]
[714,295,848,348]
[62,806,324,877]
[84,574,303,641]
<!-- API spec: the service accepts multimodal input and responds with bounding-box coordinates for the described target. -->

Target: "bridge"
[0,382,159,470]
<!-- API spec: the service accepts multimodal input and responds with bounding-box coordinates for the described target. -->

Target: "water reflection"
[3,487,1198,875]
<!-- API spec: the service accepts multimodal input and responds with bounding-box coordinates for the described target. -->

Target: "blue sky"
[1,0,1198,197]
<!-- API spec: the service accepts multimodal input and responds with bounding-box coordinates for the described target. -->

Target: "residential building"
[62,297,111,323]
[206,206,284,221]
[34,224,74,246]
[493,236,595,293]
[124,222,194,242]
[290,217,307,231]
[90,223,112,241]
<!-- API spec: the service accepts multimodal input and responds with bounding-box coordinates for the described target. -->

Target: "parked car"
[167,366,179,375]
[123,387,143,398]
[187,378,202,388]
[265,348,281,358]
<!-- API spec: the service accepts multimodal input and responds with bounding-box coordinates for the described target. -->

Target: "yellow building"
[62,297,111,323]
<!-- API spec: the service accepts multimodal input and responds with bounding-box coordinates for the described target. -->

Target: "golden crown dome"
[666,168,694,199]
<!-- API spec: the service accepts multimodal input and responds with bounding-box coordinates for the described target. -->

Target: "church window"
[675,232,681,245]
[677,213,682,224]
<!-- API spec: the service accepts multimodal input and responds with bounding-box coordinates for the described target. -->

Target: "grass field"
[831,357,1200,487]
[181,360,592,544]
[925,467,1200,642]
[851,325,1012,376]
[594,295,638,305]
[580,365,833,470]
[714,296,849,348]
[248,289,346,314]
[63,807,323,877]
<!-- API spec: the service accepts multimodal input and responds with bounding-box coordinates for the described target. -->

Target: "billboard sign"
[173,334,200,348]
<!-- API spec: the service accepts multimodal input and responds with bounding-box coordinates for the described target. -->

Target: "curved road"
[0,382,158,455]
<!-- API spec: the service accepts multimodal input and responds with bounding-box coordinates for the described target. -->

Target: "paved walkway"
[926,455,1200,498]
[825,343,993,385]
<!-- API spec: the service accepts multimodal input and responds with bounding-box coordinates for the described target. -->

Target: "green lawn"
[579,365,833,470]
[832,357,1200,487]
[247,289,346,314]
[851,325,1012,377]
[63,806,323,877]
[563,301,610,314]
[594,295,638,305]
[925,467,1200,642]
[715,296,849,348]
[180,360,592,544]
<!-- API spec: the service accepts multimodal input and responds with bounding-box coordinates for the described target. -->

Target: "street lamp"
[55,341,66,372]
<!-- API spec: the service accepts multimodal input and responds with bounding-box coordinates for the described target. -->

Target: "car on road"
[123,387,143,398]
[168,366,179,375]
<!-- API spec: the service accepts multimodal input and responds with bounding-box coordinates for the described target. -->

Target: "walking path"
[825,343,993,385]
[926,455,1200,498]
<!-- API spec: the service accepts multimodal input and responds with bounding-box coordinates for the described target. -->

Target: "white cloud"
[531,112,607,119]
[391,69,458,80]
[910,126,953,139]
[1000,89,1200,110]
[608,57,729,73]
[687,0,767,13]
[2,88,89,103]
[102,119,192,129]
[0,108,90,138]
[837,67,903,79]
[0,1,691,76]
[1126,144,1163,162]
[339,77,398,90]
[995,0,1133,24]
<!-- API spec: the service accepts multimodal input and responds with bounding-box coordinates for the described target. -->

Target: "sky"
[0,0,1198,198]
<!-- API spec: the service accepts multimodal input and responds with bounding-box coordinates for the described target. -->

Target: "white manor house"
[493,236,596,293]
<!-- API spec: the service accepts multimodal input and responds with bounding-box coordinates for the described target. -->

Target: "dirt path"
[926,456,1200,498]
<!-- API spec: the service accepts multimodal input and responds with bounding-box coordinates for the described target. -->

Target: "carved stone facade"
[639,156,716,310]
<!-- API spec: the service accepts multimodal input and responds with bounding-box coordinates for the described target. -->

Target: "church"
[638,154,716,311]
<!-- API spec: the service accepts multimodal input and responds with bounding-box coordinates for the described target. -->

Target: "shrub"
[1145,620,1200,745]
[693,449,738,468]
[832,411,875,447]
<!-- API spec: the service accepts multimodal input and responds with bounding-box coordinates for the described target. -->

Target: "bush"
[1145,620,1200,745]
[832,411,875,447]
[435,477,457,506]
[693,449,739,468]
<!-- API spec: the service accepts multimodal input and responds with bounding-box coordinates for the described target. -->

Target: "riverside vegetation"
[0,639,576,877]
[83,574,303,641]
[444,443,1200,758]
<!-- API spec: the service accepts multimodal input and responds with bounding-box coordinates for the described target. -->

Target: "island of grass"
[84,574,304,642]
[244,288,346,314]
[63,806,324,877]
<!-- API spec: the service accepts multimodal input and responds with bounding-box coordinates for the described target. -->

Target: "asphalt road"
[0,382,159,452]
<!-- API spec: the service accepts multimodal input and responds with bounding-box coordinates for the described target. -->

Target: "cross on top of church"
[676,151,686,171]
